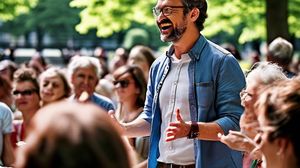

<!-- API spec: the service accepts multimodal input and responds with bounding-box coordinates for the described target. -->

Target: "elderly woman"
[219,62,288,168]
[15,101,135,168]
[254,78,300,168]
[39,67,71,106]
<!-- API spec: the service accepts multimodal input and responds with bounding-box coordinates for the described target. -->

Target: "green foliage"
[122,28,149,50]
[71,0,300,44]
[204,0,299,43]
[70,0,155,37]
[0,0,37,21]
[2,0,81,46]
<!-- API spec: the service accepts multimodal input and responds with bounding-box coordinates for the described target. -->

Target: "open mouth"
[160,23,173,30]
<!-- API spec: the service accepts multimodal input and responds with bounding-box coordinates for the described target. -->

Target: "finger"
[169,122,180,127]
[175,109,184,123]
[166,126,178,132]
[166,135,175,142]
[166,131,175,137]
[217,133,223,139]
[228,131,247,138]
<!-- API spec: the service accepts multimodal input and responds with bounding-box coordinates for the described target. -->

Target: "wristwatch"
[187,121,199,139]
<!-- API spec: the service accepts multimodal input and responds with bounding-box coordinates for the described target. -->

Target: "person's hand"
[108,110,125,132]
[240,112,259,139]
[218,130,256,153]
[165,109,191,142]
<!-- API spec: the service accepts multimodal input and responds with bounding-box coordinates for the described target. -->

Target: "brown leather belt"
[157,162,195,168]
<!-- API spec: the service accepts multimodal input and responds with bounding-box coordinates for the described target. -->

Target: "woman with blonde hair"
[39,67,71,106]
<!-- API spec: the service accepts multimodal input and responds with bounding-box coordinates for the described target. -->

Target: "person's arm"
[2,133,15,166]
[123,118,151,138]
[109,110,151,138]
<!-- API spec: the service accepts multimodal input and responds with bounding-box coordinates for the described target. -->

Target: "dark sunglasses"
[113,80,130,88]
[12,89,37,96]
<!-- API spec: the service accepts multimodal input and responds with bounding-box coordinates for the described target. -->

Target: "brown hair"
[13,68,39,96]
[16,102,133,168]
[113,65,147,108]
[256,78,300,163]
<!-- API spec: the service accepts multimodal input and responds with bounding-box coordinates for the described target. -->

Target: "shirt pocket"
[195,81,214,108]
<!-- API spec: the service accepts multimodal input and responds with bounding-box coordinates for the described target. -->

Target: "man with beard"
[111,0,245,167]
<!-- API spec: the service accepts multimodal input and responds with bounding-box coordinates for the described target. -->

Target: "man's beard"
[161,22,187,42]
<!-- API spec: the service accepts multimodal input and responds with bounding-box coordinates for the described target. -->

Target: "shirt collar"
[166,35,207,61]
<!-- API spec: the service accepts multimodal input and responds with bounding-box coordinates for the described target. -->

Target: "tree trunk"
[36,26,43,51]
[266,0,290,44]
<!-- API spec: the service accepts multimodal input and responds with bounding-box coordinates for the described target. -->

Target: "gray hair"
[246,62,288,85]
[68,56,102,78]
[268,37,293,64]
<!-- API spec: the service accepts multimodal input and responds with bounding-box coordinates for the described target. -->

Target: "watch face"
[191,132,199,139]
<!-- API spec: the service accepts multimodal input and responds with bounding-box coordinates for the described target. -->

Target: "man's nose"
[83,77,89,85]
[156,12,166,24]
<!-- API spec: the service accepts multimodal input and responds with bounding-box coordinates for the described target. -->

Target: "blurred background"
[0,0,299,68]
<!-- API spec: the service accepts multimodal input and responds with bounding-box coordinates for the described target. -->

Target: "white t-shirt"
[0,102,13,166]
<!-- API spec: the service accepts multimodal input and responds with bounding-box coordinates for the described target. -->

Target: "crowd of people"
[0,0,299,168]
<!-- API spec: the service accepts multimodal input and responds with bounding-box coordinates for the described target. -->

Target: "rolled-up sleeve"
[215,55,246,134]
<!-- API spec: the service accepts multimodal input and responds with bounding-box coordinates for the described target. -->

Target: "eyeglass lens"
[13,89,37,96]
[113,80,130,88]
[152,6,185,17]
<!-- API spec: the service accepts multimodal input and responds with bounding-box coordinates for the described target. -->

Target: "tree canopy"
[0,0,37,21]
[70,0,300,44]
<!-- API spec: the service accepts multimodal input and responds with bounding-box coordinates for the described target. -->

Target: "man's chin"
[160,35,173,42]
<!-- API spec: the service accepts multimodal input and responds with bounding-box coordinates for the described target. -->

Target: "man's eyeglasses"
[12,89,38,96]
[152,6,186,17]
[113,80,131,88]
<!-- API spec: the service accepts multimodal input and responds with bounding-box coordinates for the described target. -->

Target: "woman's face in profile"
[256,113,279,168]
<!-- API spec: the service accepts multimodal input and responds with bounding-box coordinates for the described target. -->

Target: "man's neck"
[173,31,200,59]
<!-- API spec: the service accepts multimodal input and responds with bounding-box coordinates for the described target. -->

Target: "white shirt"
[0,102,13,166]
[158,53,195,165]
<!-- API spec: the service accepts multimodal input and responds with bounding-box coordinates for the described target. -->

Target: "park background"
[0,0,299,67]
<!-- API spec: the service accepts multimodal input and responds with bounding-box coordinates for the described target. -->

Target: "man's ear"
[190,8,200,22]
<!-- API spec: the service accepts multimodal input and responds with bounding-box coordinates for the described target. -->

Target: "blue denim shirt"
[140,36,246,168]
[69,93,115,112]
[90,93,115,111]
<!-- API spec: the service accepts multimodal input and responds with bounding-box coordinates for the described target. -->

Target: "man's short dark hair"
[182,0,208,31]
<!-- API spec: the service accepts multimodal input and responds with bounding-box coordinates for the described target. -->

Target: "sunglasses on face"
[113,80,131,88]
[12,89,37,96]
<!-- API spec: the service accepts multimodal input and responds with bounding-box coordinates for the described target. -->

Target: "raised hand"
[165,109,191,142]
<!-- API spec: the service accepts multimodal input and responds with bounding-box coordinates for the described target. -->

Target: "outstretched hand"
[108,110,125,133]
[218,130,256,153]
[165,109,191,142]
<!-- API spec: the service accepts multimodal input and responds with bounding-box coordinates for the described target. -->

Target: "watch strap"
[187,121,199,139]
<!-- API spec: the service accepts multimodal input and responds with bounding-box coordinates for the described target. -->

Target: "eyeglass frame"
[152,6,187,17]
[12,89,38,96]
[240,89,254,100]
[113,80,132,89]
